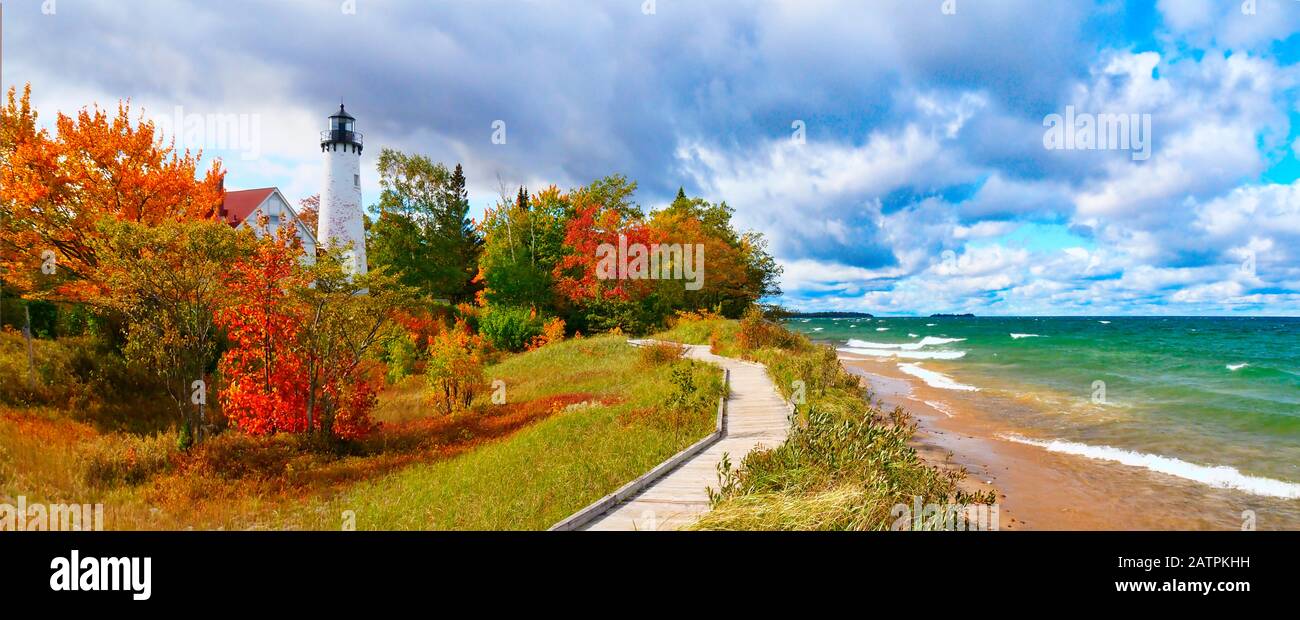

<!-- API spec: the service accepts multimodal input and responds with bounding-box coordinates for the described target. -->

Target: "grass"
[297,335,723,530]
[0,407,100,503]
[0,334,723,530]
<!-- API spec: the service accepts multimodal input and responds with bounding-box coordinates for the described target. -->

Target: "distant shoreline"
[783,311,874,319]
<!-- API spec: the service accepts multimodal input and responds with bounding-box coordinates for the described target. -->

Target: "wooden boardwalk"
[581,344,791,531]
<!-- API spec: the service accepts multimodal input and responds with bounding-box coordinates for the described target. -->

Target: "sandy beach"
[838,354,1295,531]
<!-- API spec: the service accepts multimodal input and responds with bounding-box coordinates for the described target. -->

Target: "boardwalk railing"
[548,367,729,532]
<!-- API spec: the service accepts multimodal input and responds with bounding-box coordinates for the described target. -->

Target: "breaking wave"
[1000,435,1300,500]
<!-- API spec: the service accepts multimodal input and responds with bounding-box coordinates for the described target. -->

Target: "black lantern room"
[321,104,363,154]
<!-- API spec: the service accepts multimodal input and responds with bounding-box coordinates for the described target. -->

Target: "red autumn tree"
[553,189,660,304]
[215,222,309,435]
[217,227,411,440]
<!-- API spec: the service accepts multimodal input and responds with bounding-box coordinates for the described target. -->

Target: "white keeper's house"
[217,186,318,258]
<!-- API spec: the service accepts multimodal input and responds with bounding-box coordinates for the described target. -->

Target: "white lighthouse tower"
[319,104,367,276]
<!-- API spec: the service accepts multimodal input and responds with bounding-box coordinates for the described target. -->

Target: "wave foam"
[1000,435,1300,500]
[1227,363,1249,371]
[897,362,980,390]
[922,399,957,418]
[838,347,967,360]
[1010,333,1043,339]
[846,336,966,351]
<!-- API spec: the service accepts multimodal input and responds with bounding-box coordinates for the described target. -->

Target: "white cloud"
[1170,280,1246,303]
[1158,0,1300,50]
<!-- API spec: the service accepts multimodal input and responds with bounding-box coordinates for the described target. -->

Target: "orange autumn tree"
[296,194,320,235]
[647,190,782,317]
[425,319,487,416]
[0,84,225,300]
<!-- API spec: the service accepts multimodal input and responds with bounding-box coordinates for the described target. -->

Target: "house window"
[354,174,360,188]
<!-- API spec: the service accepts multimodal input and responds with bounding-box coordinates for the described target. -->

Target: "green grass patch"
[651,317,740,357]
[297,335,724,530]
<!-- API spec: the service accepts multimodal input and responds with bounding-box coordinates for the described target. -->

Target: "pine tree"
[438,163,483,302]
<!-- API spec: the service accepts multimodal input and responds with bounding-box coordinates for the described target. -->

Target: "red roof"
[219,188,276,227]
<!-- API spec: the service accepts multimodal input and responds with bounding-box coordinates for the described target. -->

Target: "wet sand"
[839,354,1290,531]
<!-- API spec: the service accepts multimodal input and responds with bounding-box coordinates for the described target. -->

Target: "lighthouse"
[319,104,367,276]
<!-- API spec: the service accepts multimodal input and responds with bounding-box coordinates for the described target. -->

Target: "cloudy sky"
[6,0,1300,315]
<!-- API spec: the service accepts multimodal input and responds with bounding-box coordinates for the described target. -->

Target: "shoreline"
[836,353,1294,531]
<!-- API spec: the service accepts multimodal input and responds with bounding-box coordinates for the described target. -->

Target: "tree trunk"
[198,371,206,442]
[23,305,36,390]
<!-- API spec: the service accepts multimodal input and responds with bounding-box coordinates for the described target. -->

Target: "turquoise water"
[786,316,1300,498]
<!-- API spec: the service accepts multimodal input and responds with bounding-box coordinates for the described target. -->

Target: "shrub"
[661,361,724,419]
[453,302,481,331]
[331,361,383,441]
[655,360,725,436]
[0,331,176,433]
[570,296,660,336]
[756,343,857,400]
[66,337,176,433]
[478,305,544,352]
[80,432,177,488]
[527,317,567,350]
[638,341,684,366]
[737,306,802,352]
[670,308,724,326]
[426,320,487,415]
[0,330,76,406]
[391,305,449,350]
[183,431,299,480]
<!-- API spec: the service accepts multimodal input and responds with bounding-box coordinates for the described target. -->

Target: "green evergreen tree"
[368,151,483,302]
